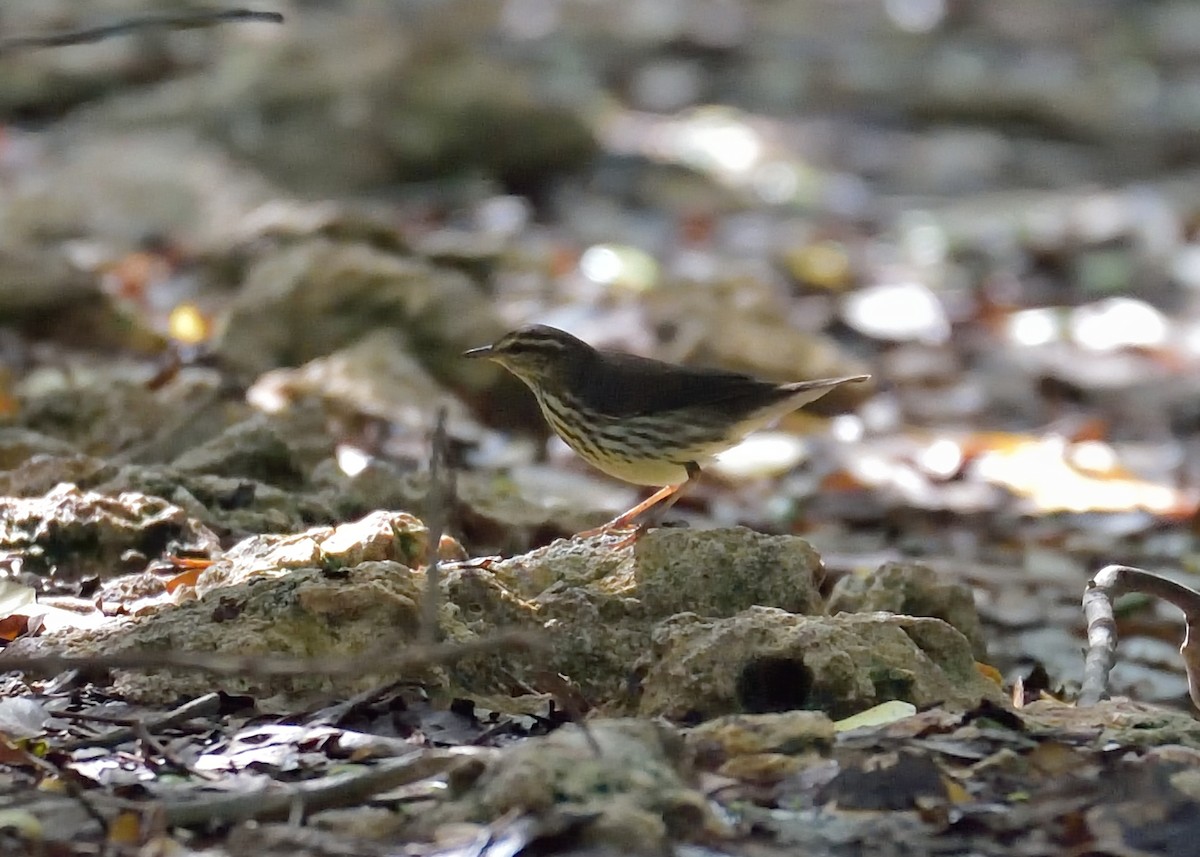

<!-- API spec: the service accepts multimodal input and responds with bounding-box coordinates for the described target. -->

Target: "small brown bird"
[465,325,868,537]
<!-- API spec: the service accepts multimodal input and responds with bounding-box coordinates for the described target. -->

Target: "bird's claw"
[576,519,641,540]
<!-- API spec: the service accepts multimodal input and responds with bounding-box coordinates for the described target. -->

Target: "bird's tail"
[778,374,870,410]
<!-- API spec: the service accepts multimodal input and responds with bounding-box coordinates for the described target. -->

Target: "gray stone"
[637,607,1001,721]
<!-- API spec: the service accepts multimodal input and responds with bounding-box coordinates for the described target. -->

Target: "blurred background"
[4,1,1200,704]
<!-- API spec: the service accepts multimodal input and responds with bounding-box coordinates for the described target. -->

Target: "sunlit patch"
[1006,308,1062,347]
[661,107,763,180]
[1067,439,1118,475]
[579,244,659,291]
[847,451,900,488]
[336,444,372,477]
[1069,297,1169,351]
[974,434,1193,516]
[785,239,853,291]
[834,700,917,731]
[842,278,951,344]
[167,302,212,345]
[830,414,865,443]
[579,245,622,284]
[710,432,809,480]
[918,437,963,480]
[245,374,289,414]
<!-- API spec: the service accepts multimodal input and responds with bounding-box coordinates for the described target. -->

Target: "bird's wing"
[579,350,784,418]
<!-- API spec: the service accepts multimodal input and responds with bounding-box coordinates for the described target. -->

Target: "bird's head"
[463,325,590,388]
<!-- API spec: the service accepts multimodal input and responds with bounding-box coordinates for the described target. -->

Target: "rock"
[96,465,337,540]
[0,442,341,543]
[244,329,483,443]
[8,513,996,722]
[485,527,823,614]
[419,719,714,853]
[11,521,831,708]
[0,429,78,470]
[637,607,1002,721]
[15,366,245,462]
[171,418,308,489]
[633,527,825,618]
[196,509,428,595]
[0,248,99,328]
[828,561,988,660]
[5,560,431,708]
[445,527,825,707]
[0,483,219,582]
[0,130,275,249]
[0,453,116,498]
[686,710,835,782]
[214,238,500,384]
[687,710,836,757]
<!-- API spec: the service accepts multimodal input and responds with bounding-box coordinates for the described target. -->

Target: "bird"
[464,324,869,539]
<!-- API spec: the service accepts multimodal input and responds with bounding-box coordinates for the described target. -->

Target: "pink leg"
[578,463,700,543]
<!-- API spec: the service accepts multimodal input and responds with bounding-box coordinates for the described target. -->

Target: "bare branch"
[0,9,284,56]
[1080,564,1200,708]
[421,406,456,645]
[153,747,485,827]
[57,692,222,750]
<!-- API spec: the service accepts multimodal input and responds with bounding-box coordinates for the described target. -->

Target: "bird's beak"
[462,344,493,359]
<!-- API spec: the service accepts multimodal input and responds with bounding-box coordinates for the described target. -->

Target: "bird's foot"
[607,526,644,550]
[576,482,686,541]
[576,517,640,540]
[577,517,689,549]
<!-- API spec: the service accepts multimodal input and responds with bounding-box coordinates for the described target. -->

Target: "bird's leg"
[578,462,701,541]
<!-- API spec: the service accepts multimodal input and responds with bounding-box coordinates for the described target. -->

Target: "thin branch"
[1079,564,1200,708]
[0,631,539,680]
[421,406,456,645]
[58,692,222,750]
[0,9,284,55]
[155,747,485,827]
[133,719,222,782]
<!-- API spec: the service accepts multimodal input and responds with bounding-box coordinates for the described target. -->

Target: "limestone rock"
[0,483,219,581]
[419,719,714,854]
[829,561,988,660]
[637,607,1002,721]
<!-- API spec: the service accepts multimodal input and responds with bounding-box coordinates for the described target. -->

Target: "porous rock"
[444,527,825,707]
[0,483,219,581]
[828,561,988,660]
[418,719,714,854]
[686,710,836,782]
[637,607,1002,721]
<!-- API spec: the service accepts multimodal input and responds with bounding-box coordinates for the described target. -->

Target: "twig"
[530,670,602,757]
[58,692,222,751]
[0,631,539,680]
[310,678,407,728]
[132,719,222,782]
[154,747,483,827]
[0,9,284,55]
[421,407,456,645]
[1080,564,1200,708]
